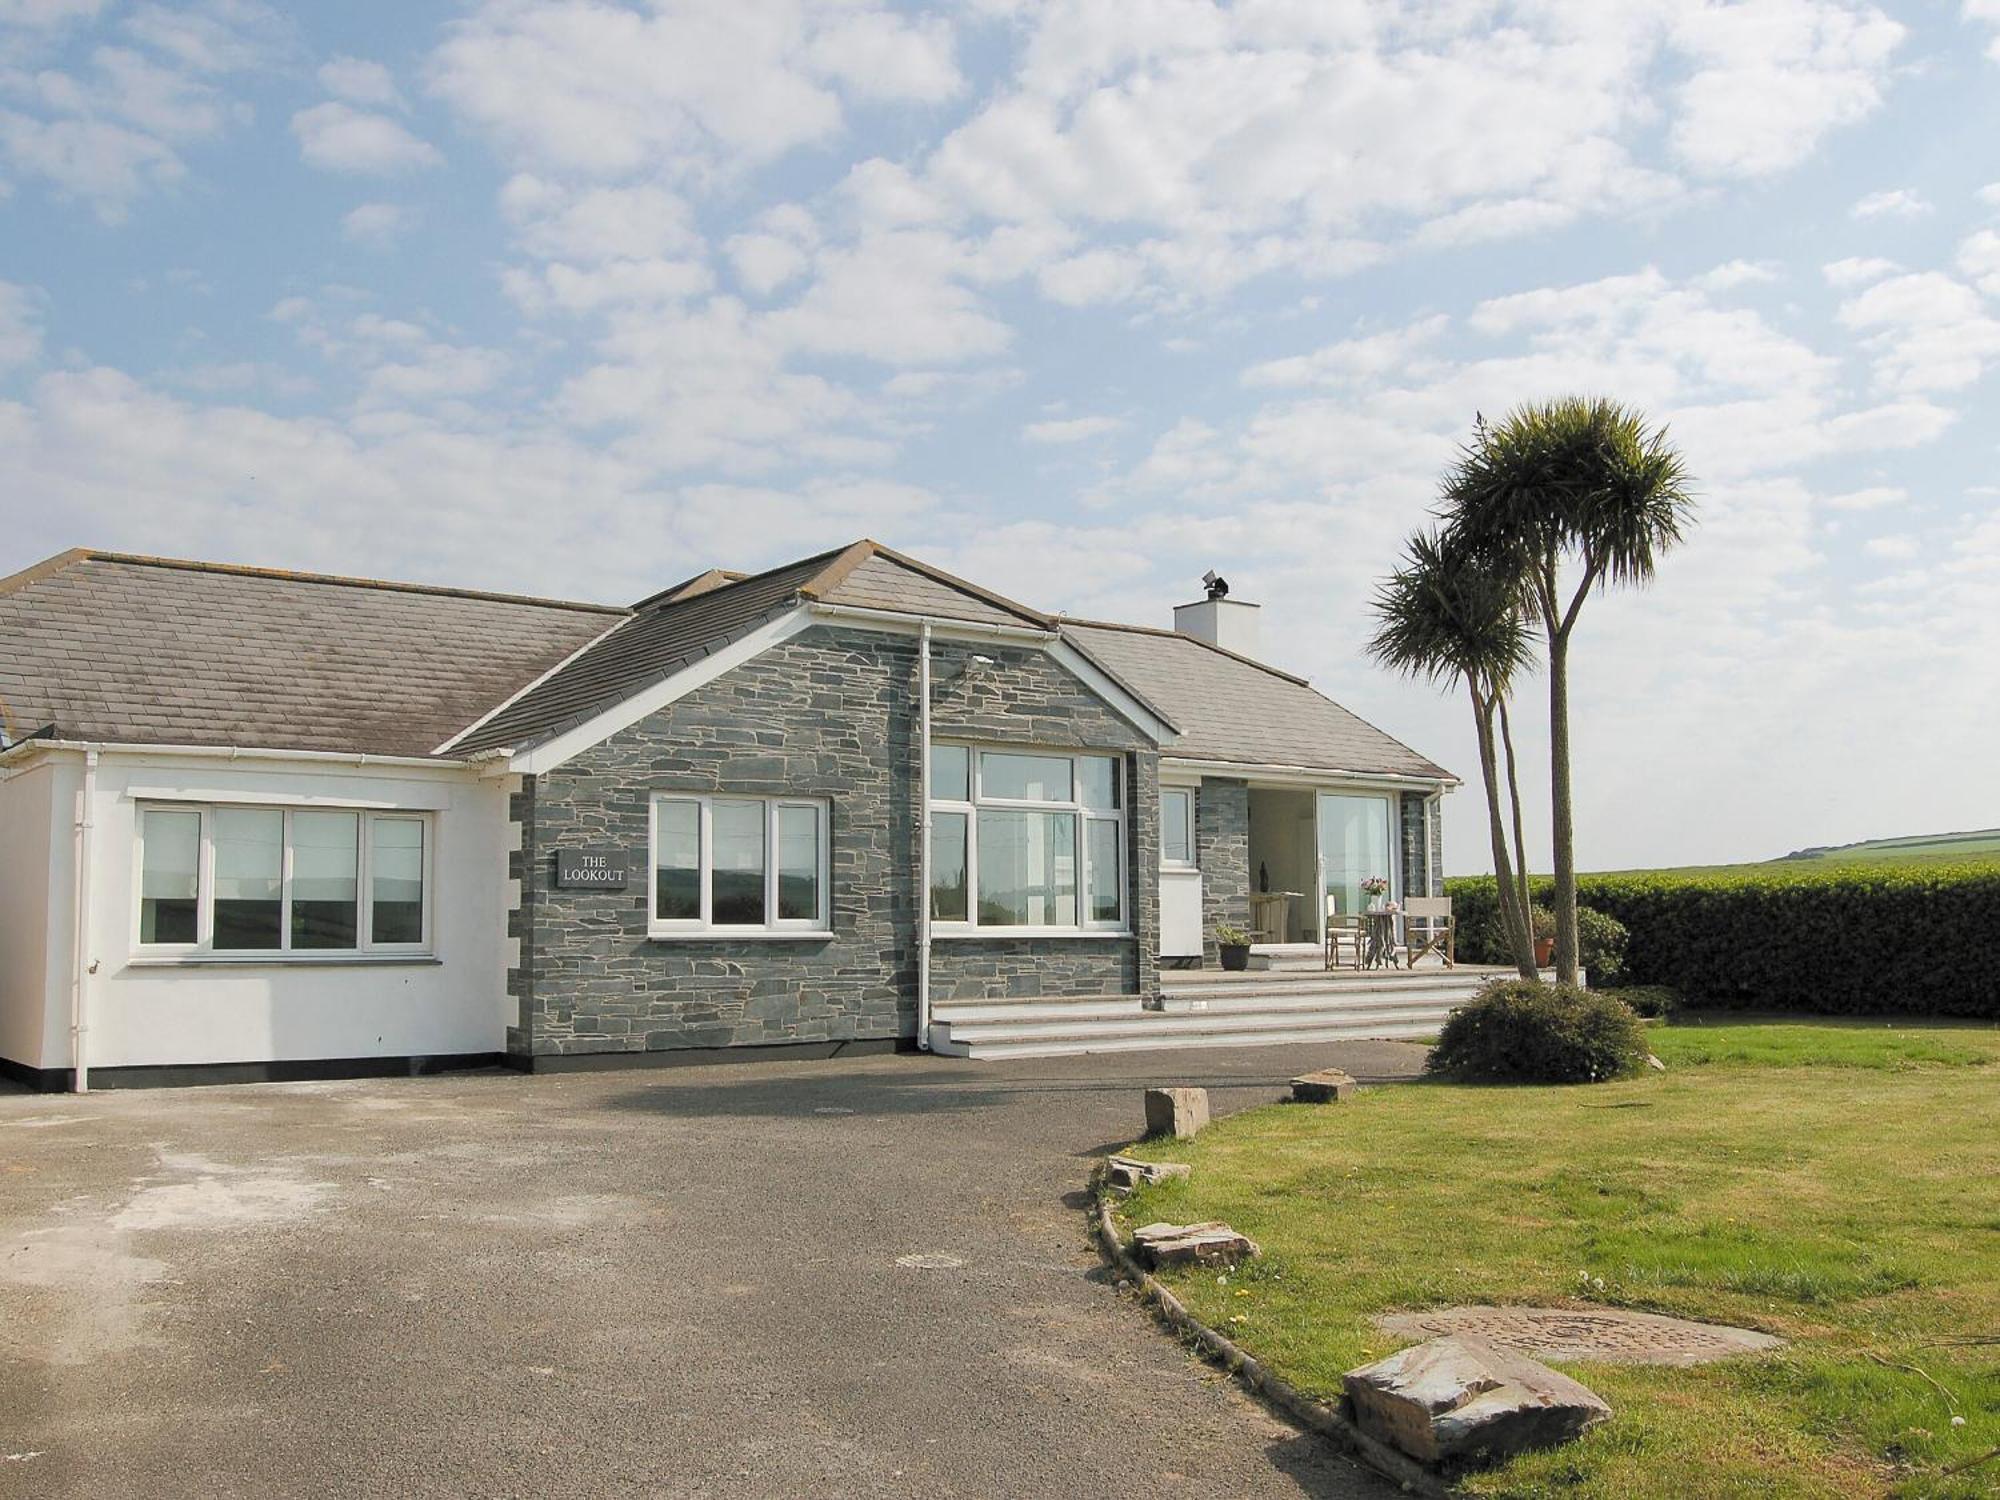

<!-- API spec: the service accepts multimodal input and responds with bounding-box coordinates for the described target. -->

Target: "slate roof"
[1058,620,1452,781]
[448,540,1054,754]
[0,550,620,758]
[0,540,1451,782]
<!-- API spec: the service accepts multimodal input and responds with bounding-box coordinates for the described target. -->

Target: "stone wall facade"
[1396,790,1447,899]
[1196,777,1250,966]
[508,625,1158,1060]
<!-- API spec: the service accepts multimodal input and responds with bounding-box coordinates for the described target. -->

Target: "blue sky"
[3,0,1997,872]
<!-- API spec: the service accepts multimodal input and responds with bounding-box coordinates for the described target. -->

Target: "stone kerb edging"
[1088,1163,1447,1498]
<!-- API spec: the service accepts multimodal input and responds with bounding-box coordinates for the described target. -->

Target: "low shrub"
[1427,980,1650,1084]
[1446,864,2000,1019]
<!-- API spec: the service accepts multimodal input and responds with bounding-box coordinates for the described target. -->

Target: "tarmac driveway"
[0,1042,1426,1499]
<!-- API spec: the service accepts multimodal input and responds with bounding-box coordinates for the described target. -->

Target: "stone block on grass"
[1343,1334,1611,1467]
[1106,1156,1192,1190]
[1291,1068,1357,1103]
[1143,1086,1209,1139]
[1130,1220,1259,1270]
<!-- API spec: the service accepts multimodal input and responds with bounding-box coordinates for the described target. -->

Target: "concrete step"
[927,1014,1443,1060]
[930,995,1151,1025]
[1158,977,1483,1011]
[938,1001,1459,1043]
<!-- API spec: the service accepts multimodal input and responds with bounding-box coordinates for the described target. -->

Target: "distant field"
[1597,828,2000,878]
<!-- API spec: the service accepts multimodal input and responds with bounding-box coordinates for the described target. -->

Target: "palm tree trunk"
[1495,691,1534,960]
[1470,682,1537,977]
[1547,626,1580,984]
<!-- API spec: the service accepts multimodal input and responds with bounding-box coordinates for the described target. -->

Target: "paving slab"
[1374,1306,1784,1367]
[0,1040,1427,1499]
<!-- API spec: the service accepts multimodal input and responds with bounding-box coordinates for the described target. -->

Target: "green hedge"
[1446,864,2000,1019]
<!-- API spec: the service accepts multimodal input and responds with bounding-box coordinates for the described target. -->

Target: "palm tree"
[1440,398,1696,985]
[1368,527,1539,977]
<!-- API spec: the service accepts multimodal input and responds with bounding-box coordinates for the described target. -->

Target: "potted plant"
[1530,906,1556,967]
[1360,875,1391,912]
[1215,923,1252,972]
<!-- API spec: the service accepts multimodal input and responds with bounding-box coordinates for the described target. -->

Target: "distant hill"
[1775,829,2000,865]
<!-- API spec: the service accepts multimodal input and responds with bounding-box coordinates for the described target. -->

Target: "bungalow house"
[0,541,1459,1089]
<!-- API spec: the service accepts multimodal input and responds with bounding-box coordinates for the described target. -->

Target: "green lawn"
[1114,1020,2000,1498]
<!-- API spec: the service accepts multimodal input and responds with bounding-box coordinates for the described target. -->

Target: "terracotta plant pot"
[1534,937,1556,966]
[1219,943,1251,972]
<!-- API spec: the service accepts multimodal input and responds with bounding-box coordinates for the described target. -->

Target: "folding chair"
[1402,895,1456,968]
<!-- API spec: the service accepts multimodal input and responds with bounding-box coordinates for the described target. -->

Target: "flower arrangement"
[1360,876,1391,898]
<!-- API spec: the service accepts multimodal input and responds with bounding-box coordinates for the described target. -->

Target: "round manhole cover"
[1374,1306,1782,1366]
[895,1252,966,1270]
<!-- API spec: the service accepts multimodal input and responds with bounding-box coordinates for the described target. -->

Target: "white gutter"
[1162,755,1461,791]
[916,620,934,1051]
[0,739,476,771]
[70,748,98,1094]
[805,601,1056,643]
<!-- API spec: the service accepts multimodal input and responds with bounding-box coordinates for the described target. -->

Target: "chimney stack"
[1173,570,1261,658]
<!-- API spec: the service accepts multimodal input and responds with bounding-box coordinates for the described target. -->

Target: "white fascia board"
[432,612,635,756]
[508,609,818,776]
[1163,756,1460,791]
[1044,638,1179,747]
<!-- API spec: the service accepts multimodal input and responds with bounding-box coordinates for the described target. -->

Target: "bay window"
[649,794,829,936]
[135,804,431,957]
[928,745,1126,934]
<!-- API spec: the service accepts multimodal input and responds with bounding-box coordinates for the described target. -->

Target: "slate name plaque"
[555,848,628,889]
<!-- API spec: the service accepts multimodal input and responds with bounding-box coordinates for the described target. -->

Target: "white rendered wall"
[0,761,72,1069]
[71,752,510,1070]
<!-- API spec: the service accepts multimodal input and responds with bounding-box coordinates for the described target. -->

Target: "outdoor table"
[1359,909,1401,970]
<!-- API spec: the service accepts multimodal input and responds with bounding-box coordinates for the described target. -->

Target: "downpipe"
[70,747,98,1093]
[916,622,933,1050]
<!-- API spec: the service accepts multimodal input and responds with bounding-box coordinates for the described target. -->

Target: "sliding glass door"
[1317,792,1393,927]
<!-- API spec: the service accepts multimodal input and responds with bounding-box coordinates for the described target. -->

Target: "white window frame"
[647,794,831,939]
[1159,787,1195,870]
[929,743,1127,937]
[132,803,436,960]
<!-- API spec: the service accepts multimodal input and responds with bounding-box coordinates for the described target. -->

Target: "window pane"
[930,744,969,801]
[654,800,700,920]
[980,750,1072,803]
[213,808,282,949]
[371,818,425,945]
[1077,756,1117,810]
[1161,790,1192,865]
[976,809,1076,926]
[776,805,820,922]
[291,810,359,949]
[1087,818,1121,923]
[1317,793,1393,920]
[139,808,200,944]
[711,800,767,926]
[930,811,967,922]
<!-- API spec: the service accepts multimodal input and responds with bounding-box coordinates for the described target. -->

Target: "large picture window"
[135,805,432,957]
[649,795,829,936]
[928,745,1126,934]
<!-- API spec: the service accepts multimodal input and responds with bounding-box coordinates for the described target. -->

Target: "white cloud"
[1957,228,2000,298]
[0,280,44,369]
[341,201,416,248]
[1022,414,1121,444]
[1668,1,1904,178]
[428,0,960,181]
[0,4,274,219]
[1980,182,2000,208]
[1822,255,1900,287]
[291,101,441,174]
[1837,271,2000,392]
[1820,485,1906,511]
[500,176,700,263]
[1850,187,1931,219]
[0,0,106,27]
[1863,533,1919,560]
[317,56,401,109]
